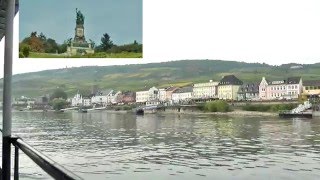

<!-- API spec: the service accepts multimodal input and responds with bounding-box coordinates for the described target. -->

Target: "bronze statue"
[76,8,85,25]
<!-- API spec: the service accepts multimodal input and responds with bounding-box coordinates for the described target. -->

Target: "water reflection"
[0,112,319,179]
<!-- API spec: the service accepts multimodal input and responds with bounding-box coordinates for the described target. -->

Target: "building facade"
[136,90,149,103]
[71,93,83,107]
[108,91,122,105]
[193,80,219,99]
[237,83,259,101]
[303,80,320,96]
[119,91,136,104]
[286,77,303,99]
[259,77,303,100]
[91,90,113,106]
[165,87,179,102]
[82,98,91,107]
[218,75,243,100]
[136,87,159,104]
[172,86,193,104]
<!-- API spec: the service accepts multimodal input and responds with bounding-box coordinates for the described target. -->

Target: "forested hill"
[1,60,320,98]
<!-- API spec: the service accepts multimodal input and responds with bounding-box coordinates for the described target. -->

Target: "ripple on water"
[8,112,320,180]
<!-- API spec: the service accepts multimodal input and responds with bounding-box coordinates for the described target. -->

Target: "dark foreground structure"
[279,111,313,118]
[1,0,82,179]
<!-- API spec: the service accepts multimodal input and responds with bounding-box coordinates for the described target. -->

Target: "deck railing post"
[14,145,19,180]
[2,0,15,179]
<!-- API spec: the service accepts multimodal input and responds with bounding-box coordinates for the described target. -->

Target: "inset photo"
[19,0,142,58]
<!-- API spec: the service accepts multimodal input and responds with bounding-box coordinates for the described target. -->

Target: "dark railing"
[1,0,82,179]
[1,136,83,180]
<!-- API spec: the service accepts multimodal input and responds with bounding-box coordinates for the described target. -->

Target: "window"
[295,85,298,89]
[306,87,309,90]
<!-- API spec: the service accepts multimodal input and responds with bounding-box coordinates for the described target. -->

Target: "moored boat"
[279,111,312,118]
[135,108,144,115]
[78,108,88,113]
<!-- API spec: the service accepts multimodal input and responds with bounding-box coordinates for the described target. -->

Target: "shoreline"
[7,109,278,117]
[157,110,278,117]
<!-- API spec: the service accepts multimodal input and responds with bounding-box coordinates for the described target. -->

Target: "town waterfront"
[1,111,320,179]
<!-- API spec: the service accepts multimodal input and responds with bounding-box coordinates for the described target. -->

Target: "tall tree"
[51,98,68,110]
[100,33,113,51]
[39,32,46,41]
[50,88,68,100]
[30,31,37,37]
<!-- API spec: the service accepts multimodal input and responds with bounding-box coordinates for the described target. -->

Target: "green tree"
[50,88,68,100]
[205,100,230,112]
[100,33,113,51]
[44,38,59,53]
[30,31,37,37]
[19,44,31,57]
[19,52,25,58]
[107,42,142,53]
[51,98,68,110]
[39,32,46,41]
[58,43,68,53]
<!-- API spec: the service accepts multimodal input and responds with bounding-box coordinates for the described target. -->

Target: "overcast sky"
[19,0,142,45]
[1,0,320,78]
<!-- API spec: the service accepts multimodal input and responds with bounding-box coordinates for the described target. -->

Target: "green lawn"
[26,52,143,58]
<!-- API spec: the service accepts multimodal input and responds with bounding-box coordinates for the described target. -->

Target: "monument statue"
[76,8,85,25]
[67,8,94,55]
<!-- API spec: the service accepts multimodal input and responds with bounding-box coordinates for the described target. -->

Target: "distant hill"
[1,60,320,99]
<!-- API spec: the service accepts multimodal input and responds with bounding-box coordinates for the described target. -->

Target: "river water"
[1,111,320,179]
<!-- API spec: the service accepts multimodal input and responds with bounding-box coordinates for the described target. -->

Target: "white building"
[83,98,91,107]
[286,77,303,99]
[71,91,93,107]
[157,87,179,102]
[136,90,149,103]
[172,87,193,104]
[91,90,113,106]
[109,91,122,104]
[193,80,219,99]
[159,88,166,102]
[136,87,159,104]
[71,92,83,107]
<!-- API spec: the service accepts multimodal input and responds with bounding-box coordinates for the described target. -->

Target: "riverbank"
[8,108,277,117]
[157,109,278,117]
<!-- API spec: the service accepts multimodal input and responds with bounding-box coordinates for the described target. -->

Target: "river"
[1,111,320,179]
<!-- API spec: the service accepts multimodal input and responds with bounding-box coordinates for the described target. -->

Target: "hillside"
[1,60,320,99]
